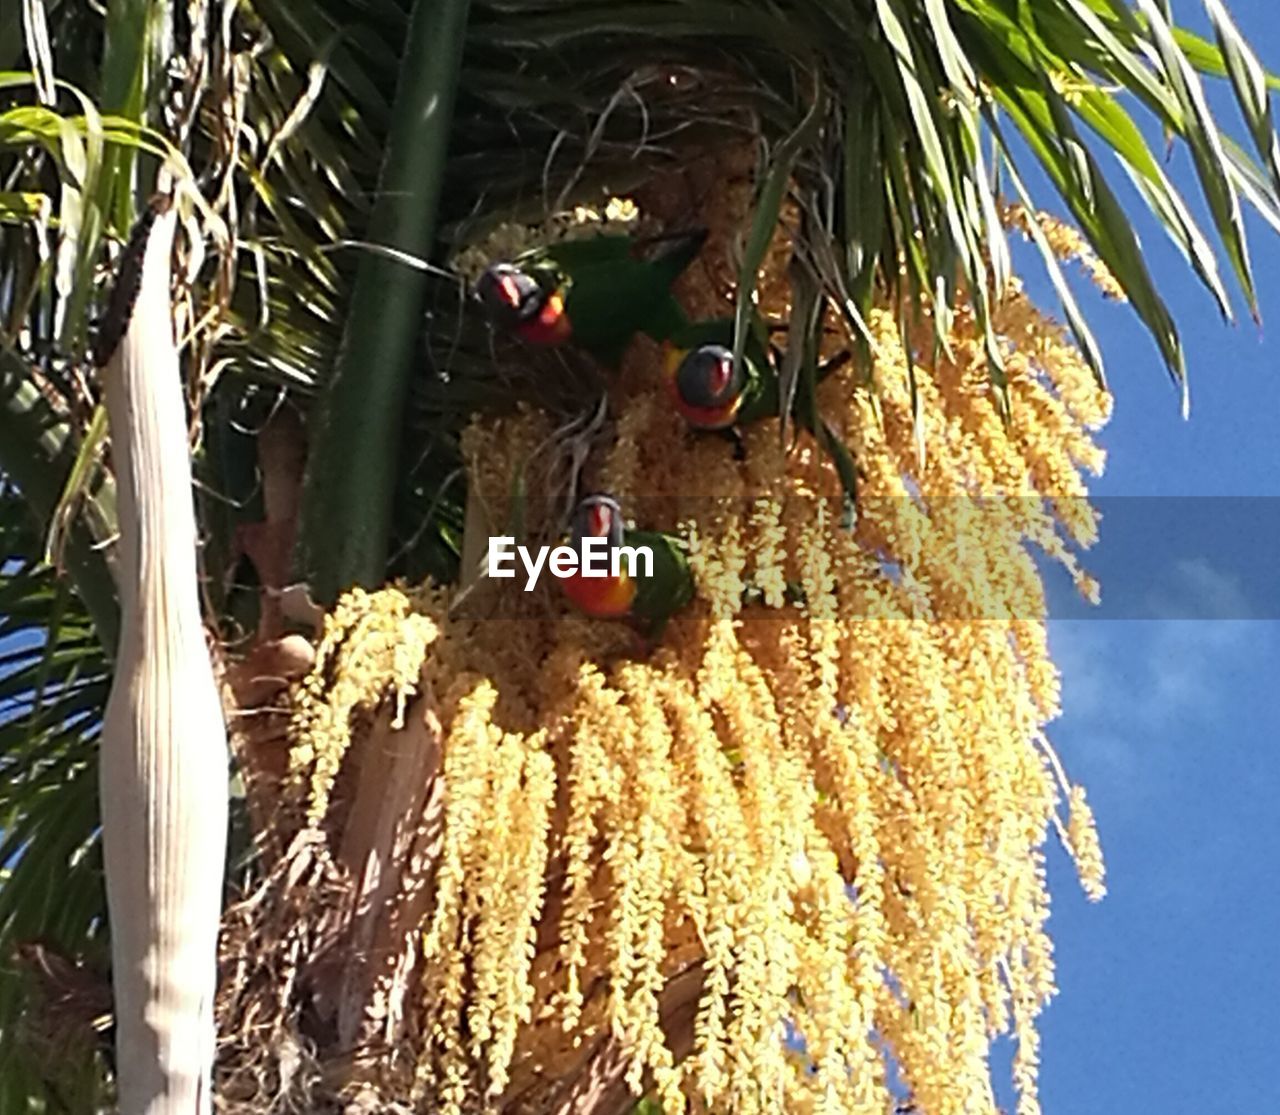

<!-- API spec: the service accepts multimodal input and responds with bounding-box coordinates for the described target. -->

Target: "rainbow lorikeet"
[475,228,707,366]
[661,318,861,514]
[559,494,694,634]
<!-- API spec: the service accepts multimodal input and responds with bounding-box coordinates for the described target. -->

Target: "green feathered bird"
[660,318,861,514]
[475,228,707,366]
[559,494,694,636]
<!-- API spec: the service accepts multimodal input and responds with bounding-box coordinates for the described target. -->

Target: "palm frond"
[0,478,111,1111]
[11,3,1280,602]
[224,0,1280,481]
[0,354,119,650]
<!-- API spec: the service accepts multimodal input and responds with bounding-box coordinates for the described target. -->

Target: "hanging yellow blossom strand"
[287,586,440,823]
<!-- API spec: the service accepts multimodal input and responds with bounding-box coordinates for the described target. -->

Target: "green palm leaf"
[0,480,111,1111]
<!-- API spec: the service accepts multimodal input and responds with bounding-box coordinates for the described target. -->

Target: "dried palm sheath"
[98,197,229,1114]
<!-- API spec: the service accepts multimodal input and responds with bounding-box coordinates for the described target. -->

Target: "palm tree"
[2,0,1278,1110]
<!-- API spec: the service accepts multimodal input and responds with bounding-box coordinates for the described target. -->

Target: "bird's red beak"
[497,273,523,307]
[708,354,734,395]
[588,503,612,536]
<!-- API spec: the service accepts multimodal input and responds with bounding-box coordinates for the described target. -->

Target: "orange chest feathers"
[514,290,572,345]
[561,570,637,617]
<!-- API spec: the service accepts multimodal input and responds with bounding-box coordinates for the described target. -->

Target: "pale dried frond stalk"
[100,200,230,1115]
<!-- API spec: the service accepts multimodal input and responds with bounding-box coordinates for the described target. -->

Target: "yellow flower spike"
[286,585,438,822]
[450,198,644,283]
[1066,785,1107,901]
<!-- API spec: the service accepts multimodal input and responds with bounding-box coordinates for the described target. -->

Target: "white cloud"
[1143,620,1255,723]
[1052,617,1256,734]
[1051,556,1261,735]
[1046,611,1268,799]
[1144,557,1253,621]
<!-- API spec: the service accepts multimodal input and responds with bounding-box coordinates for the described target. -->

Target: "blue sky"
[1022,2,1280,1111]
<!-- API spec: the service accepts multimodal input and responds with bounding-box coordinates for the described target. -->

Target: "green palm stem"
[0,357,120,651]
[297,0,471,602]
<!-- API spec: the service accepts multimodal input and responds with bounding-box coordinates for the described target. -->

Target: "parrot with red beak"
[559,494,694,635]
[662,318,861,513]
[475,228,707,366]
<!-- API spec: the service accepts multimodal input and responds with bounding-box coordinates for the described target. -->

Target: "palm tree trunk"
[99,197,229,1114]
[297,0,471,602]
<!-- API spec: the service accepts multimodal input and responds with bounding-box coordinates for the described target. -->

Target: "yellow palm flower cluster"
[288,585,441,822]
[1002,201,1126,302]
[277,248,1111,1112]
[450,197,643,283]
